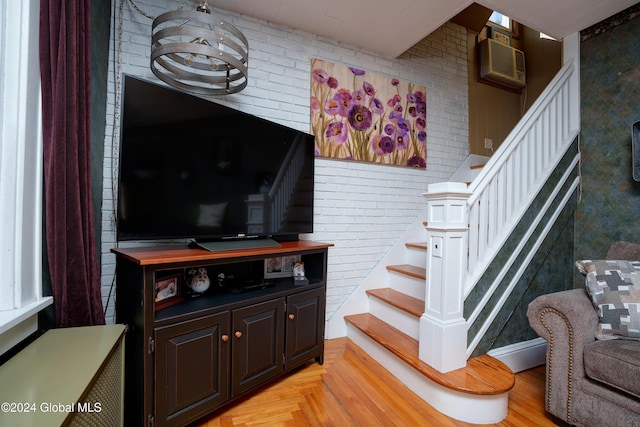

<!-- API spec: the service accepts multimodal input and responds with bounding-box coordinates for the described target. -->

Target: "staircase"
[341,37,581,424]
[345,242,515,424]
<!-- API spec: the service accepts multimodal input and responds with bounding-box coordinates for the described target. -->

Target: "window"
[487,11,521,40]
[489,12,510,30]
[0,1,53,356]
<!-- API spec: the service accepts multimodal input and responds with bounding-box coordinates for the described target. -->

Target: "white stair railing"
[420,54,580,372]
[465,58,579,296]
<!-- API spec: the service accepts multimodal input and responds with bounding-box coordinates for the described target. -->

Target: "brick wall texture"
[101,1,469,324]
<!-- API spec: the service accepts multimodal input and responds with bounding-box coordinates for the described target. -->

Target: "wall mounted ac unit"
[479,38,526,89]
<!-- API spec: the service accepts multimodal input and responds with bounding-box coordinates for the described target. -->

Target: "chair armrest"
[527,288,598,351]
[527,288,599,422]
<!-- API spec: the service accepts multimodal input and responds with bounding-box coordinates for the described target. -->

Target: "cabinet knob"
[235,331,242,339]
[288,314,295,320]
[221,334,229,342]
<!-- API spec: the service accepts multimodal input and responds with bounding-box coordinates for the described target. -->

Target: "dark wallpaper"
[576,10,640,284]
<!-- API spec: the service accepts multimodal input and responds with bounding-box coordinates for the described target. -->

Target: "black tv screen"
[117,75,315,243]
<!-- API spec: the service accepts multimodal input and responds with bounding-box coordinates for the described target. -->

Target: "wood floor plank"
[192,337,558,426]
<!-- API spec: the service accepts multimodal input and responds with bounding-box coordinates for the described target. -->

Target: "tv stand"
[113,240,332,426]
[193,237,281,252]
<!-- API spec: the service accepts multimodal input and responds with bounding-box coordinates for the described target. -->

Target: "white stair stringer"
[346,324,509,424]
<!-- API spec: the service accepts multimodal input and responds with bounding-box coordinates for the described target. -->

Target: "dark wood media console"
[113,240,332,426]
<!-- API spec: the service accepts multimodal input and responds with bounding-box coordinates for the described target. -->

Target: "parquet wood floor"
[192,337,559,426]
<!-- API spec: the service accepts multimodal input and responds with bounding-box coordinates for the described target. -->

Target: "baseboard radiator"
[0,324,126,426]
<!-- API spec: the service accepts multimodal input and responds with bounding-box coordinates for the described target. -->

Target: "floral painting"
[310,58,427,168]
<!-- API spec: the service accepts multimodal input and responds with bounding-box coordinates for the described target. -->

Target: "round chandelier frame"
[151,2,249,96]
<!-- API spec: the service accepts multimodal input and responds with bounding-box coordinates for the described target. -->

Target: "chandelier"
[150,0,249,96]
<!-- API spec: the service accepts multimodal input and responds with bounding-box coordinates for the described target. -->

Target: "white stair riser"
[405,248,427,268]
[346,325,509,424]
[368,298,420,340]
[388,272,425,300]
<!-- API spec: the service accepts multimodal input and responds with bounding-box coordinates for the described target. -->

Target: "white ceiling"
[209,0,639,57]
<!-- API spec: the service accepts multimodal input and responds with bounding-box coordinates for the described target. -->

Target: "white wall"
[100,0,469,328]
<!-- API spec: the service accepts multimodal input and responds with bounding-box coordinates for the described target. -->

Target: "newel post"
[419,182,471,373]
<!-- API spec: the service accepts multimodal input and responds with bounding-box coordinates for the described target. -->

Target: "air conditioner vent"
[479,38,526,89]
[515,50,525,73]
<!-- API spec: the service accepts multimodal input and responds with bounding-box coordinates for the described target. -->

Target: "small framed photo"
[264,255,301,279]
[154,274,183,311]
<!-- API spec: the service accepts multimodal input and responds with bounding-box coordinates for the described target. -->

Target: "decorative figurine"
[185,267,210,295]
[293,262,309,285]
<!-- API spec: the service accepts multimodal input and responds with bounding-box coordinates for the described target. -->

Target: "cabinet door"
[154,312,230,427]
[231,299,284,396]
[285,287,325,370]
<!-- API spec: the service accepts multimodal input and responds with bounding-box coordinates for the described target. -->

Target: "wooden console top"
[111,240,333,266]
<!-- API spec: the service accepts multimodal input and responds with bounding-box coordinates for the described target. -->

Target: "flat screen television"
[117,75,315,250]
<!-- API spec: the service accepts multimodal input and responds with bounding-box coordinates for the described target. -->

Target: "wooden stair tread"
[366,288,423,317]
[405,242,427,251]
[345,313,515,396]
[386,264,426,280]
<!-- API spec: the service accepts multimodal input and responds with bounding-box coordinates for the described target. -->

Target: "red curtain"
[40,0,105,327]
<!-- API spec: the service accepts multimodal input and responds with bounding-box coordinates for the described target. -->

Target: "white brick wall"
[101,0,468,325]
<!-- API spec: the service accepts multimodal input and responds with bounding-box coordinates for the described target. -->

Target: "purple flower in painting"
[395,130,408,151]
[312,69,329,84]
[348,105,373,131]
[349,67,365,76]
[389,110,403,123]
[384,123,396,135]
[417,131,426,142]
[391,78,400,86]
[325,121,348,145]
[335,90,353,117]
[352,90,366,105]
[311,96,320,111]
[389,103,404,122]
[406,92,417,103]
[397,117,411,133]
[387,94,401,107]
[363,81,375,97]
[414,91,425,102]
[416,102,426,119]
[407,155,426,168]
[371,135,395,156]
[408,105,417,117]
[415,117,426,131]
[324,98,341,115]
[370,98,384,114]
[327,77,339,89]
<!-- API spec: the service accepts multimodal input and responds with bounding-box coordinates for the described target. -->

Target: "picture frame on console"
[264,255,301,279]
[154,274,183,311]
